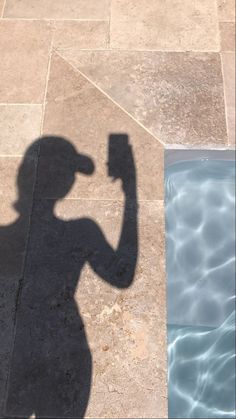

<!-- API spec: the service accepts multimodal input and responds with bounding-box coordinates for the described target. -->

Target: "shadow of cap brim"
[75,154,95,175]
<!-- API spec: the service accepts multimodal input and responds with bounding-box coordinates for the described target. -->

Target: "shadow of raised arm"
[87,134,138,288]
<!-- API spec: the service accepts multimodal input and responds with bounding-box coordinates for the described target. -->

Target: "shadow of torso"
[7,203,104,417]
[4,135,138,418]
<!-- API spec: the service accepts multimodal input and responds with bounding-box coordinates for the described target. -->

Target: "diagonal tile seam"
[50,50,164,147]
[53,50,231,150]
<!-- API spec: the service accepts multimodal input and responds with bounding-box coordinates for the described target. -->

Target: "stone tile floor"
[0,0,235,418]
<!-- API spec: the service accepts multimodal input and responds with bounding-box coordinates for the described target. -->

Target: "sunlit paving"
[0,0,235,418]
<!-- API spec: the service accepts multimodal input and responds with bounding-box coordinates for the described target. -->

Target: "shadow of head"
[15,136,95,213]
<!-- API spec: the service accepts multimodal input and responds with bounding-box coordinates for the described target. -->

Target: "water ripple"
[168,312,235,418]
[165,159,236,418]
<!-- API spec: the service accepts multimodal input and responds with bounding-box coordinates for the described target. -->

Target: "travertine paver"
[0,0,5,16]
[6,53,167,418]
[218,0,235,21]
[0,0,235,418]
[0,20,53,103]
[60,50,228,147]
[219,22,235,51]
[110,0,219,50]
[3,0,110,19]
[6,198,167,418]
[53,21,109,51]
[0,105,42,155]
[41,53,164,201]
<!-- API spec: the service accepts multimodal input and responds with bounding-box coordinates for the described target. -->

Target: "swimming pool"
[165,151,236,418]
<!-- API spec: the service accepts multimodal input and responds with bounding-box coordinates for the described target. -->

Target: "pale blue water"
[165,158,236,418]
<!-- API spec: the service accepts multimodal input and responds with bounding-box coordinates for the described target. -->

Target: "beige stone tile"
[73,200,167,418]
[0,105,42,155]
[218,0,235,21]
[110,0,219,51]
[0,20,52,103]
[61,50,227,147]
[0,0,5,16]
[6,198,167,418]
[53,20,109,51]
[41,52,163,200]
[220,22,236,51]
[222,53,235,146]
[4,0,110,19]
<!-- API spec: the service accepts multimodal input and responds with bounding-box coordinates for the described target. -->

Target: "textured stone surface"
[53,21,109,51]
[222,53,235,146]
[0,20,52,103]
[110,0,219,50]
[0,105,42,155]
[0,156,36,417]
[1,0,233,417]
[61,50,227,147]
[220,22,235,51]
[41,53,163,200]
[6,199,167,418]
[218,0,235,21]
[4,0,110,19]
[0,0,5,16]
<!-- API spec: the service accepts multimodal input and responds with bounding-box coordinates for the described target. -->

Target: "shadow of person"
[5,135,138,418]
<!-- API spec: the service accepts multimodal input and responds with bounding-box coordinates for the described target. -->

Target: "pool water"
[165,158,236,418]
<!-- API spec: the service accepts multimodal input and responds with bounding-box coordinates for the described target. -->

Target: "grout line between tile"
[54,50,165,147]
[40,29,54,136]
[0,0,7,18]
[108,0,111,48]
[214,0,222,52]
[220,53,231,147]
[55,48,221,53]
[0,103,42,106]
[1,17,109,21]
[216,1,234,149]
[0,154,38,157]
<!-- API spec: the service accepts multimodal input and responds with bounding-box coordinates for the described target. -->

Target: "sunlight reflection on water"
[165,159,236,418]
